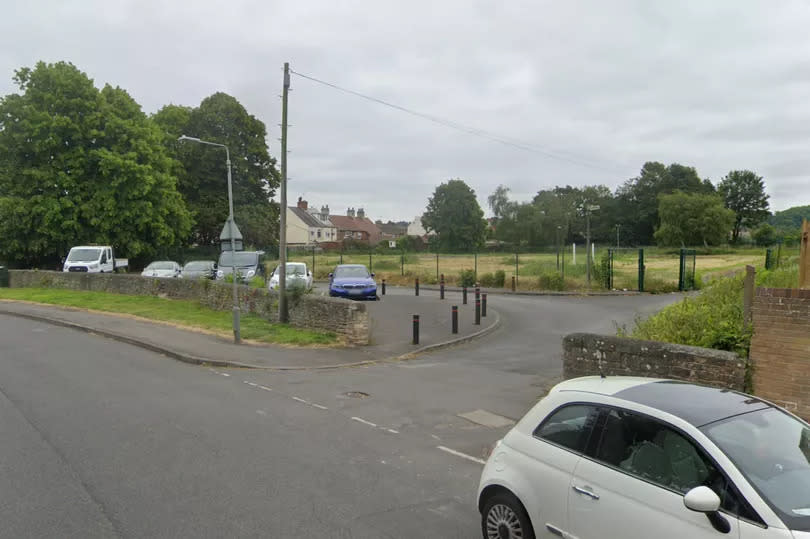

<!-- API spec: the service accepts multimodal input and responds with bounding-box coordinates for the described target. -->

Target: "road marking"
[292,396,309,404]
[386,428,400,434]
[256,410,267,416]
[436,445,486,465]
[351,416,377,428]
[310,403,328,410]
[258,385,273,392]
[220,373,230,377]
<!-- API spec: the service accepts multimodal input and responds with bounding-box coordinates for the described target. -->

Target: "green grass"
[0,288,336,346]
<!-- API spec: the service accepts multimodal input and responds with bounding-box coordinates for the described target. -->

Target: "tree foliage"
[717,170,769,243]
[422,179,486,251]
[153,93,280,249]
[769,205,810,234]
[752,223,776,246]
[0,61,191,267]
[654,191,734,247]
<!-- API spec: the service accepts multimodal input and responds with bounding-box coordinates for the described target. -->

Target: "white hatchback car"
[478,376,810,539]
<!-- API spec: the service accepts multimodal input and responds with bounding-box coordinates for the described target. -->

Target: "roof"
[289,207,332,228]
[329,215,382,238]
[378,223,408,236]
[554,376,772,427]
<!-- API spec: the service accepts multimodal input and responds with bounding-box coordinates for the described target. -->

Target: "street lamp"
[585,204,600,288]
[178,135,241,343]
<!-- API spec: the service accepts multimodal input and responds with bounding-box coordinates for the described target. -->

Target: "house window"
[317,230,322,238]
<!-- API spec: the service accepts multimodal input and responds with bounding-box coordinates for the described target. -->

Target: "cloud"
[2,0,809,222]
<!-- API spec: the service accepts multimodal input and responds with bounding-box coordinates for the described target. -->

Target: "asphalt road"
[0,291,681,538]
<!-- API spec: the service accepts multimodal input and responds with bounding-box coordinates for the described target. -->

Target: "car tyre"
[481,492,535,539]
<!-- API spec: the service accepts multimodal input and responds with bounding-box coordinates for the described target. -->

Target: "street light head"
[178,135,201,143]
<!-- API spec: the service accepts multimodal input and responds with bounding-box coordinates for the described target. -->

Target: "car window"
[593,408,757,519]
[534,404,600,454]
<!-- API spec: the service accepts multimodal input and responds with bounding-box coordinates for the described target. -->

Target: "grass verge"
[0,288,337,346]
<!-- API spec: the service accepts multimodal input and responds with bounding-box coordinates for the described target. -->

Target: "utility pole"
[278,62,290,323]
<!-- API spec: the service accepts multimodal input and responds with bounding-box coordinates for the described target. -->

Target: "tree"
[422,179,486,251]
[0,61,191,267]
[487,185,513,223]
[533,184,614,245]
[752,223,777,246]
[718,170,770,243]
[153,93,280,248]
[654,192,734,247]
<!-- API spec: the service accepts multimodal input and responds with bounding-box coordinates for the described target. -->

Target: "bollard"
[440,276,445,299]
[475,284,480,303]
[382,279,386,295]
[482,293,487,317]
[415,277,419,296]
[412,314,420,344]
[511,275,516,292]
[451,305,458,334]
[462,286,468,305]
[475,298,481,325]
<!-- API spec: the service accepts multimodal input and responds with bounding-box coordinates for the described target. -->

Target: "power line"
[289,69,627,174]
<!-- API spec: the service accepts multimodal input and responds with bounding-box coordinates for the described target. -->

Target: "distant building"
[329,207,383,245]
[376,220,409,240]
[286,197,337,246]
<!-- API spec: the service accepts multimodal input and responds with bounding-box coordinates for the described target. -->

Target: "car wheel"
[481,492,535,539]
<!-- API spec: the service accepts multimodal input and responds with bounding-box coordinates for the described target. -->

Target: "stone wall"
[750,288,810,418]
[562,333,746,390]
[8,270,369,345]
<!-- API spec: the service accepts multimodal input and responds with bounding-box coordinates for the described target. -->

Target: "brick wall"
[9,270,370,345]
[750,288,810,417]
[563,333,746,390]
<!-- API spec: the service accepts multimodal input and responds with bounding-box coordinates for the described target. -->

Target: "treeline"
[0,61,279,268]
[488,162,775,249]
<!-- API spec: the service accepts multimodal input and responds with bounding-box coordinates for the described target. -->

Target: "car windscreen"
[67,248,101,262]
[286,264,306,275]
[183,261,213,270]
[146,262,175,270]
[702,408,810,530]
[334,266,369,278]
[219,252,258,267]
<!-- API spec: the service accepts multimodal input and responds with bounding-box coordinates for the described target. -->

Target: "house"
[407,215,429,237]
[286,198,337,246]
[376,220,409,240]
[329,208,383,245]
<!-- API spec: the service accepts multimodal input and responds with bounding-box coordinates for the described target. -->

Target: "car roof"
[335,264,367,269]
[72,245,105,249]
[554,376,772,427]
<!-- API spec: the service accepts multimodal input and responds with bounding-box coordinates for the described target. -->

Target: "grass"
[0,288,337,346]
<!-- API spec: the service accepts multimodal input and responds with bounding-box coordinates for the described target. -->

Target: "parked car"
[141,261,181,278]
[63,245,128,273]
[216,250,265,283]
[478,376,810,539]
[181,260,217,280]
[268,262,312,291]
[328,264,377,299]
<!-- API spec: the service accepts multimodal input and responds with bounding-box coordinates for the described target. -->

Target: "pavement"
[0,286,499,369]
[0,288,684,537]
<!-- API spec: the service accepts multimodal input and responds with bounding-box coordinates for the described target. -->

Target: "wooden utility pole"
[801,219,810,289]
[278,62,290,322]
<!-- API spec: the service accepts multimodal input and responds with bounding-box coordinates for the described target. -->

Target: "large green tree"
[422,179,486,251]
[153,93,280,248]
[0,61,191,267]
[718,170,770,243]
[654,191,734,247]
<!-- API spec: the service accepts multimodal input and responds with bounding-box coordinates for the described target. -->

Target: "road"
[0,291,680,538]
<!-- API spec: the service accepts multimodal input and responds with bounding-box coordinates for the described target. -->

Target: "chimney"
[357,208,365,219]
[347,207,355,217]
[297,197,308,210]
[321,205,329,216]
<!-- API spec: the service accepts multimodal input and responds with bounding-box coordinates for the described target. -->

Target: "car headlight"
[217,269,224,278]
[246,270,255,278]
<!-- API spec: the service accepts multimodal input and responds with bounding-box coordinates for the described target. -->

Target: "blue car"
[329,264,378,300]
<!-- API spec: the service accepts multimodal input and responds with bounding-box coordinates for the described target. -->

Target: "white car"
[478,376,809,539]
[141,261,181,278]
[268,262,312,291]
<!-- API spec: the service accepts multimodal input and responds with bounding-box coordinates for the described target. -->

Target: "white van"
[62,246,128,273]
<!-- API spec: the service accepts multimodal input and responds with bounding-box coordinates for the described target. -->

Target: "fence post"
[608,248,613,290]
[482,293,487,317]
[638,249,645,292]
[415,277,419,296]
[451,306,458,334]
[573,243,576,265]
[401,251,404,276]
[743,265,755,329]
[511,275,516,292]
[412,314,420,345]
[474,252,478,283]
[765,249,773,270]
[515,252,519,285]
[678,248,685,291]
[382,279,386,295]
[436,252,439,281]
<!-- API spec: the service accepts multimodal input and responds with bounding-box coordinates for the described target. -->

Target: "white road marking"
[220,373,230,377]
[292,396,309,404]
[436,445,486,465]
[351,416,377,428]
[256,410,267,416]
[258,385,273,392]
[386,429,400,434]
[310,403,328,410]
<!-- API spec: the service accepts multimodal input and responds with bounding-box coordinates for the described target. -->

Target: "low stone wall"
[562,333,746,390]
[8,270,369,345]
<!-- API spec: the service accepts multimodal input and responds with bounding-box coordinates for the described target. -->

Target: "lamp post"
[584,204,600,288]
[178,135,241,343]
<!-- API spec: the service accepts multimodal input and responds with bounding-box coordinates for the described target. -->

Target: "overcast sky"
[3,1,810,222]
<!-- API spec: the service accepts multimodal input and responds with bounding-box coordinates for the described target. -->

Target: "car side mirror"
[328,273,333,278]
[684,486,730,534]
[308,271,312,276]
[370,273,375,277]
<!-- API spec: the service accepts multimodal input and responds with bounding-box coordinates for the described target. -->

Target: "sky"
[2,0,810,223]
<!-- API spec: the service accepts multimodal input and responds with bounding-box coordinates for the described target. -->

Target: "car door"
[567,407,743,539]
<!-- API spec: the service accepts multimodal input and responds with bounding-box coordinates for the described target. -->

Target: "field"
[281,245,799,293]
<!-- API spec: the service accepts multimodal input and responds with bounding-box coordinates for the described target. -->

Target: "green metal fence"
[678,249,697,291]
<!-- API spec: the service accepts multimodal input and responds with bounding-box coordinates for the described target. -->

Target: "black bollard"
[462,286,468,305]
[482,293,487,317]
[382,279,386,295]
[452,305,458,334]
[440,277,445,300]
[415,277,419,296]
[475,284,480,303]
[412,314,420,344]
[475,298,481,325]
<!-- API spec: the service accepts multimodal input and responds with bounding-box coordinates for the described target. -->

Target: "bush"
[538,272,565,291]
[459,269,476,287]
[478,272,496,287]
[494,269,506,287]
[591,252,610,289]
